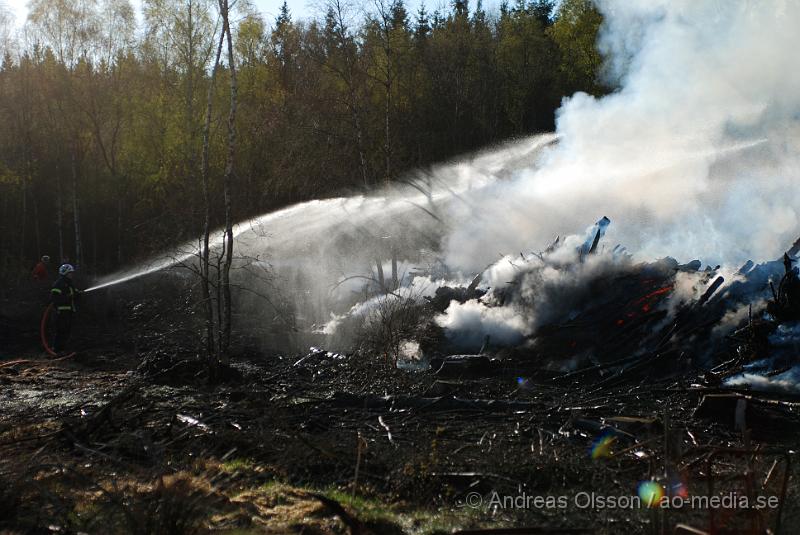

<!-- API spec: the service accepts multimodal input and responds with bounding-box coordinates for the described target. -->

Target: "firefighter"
[32,255,50,282]
[51,263,81,353]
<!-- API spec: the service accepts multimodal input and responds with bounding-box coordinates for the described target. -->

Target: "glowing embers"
[635,285,674,312]
[616,284,674,326]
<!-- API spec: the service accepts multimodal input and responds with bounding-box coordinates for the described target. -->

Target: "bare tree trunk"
[220,0,238,356]
[200,16,226,367]
[87,93,125,268]
[384,81,391,183]
[19,170,26,264]
[391,250,398,291]
[0,192,7,274]
[375,259,385,292]
[117,195,123,265]
[71,149,82,267]
[381,5,392,184]
[216,249,223,344]
[331,0,368,188]
[32,186,41,256]
[92,219,98,271]
[352,89,368,188]
[56,165,64,262]
[26,151,41,256]
[185,0,197,211]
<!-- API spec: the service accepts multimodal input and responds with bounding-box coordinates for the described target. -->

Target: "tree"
[27,0,100,67]
[320,0,369,187]
[199,5,226,367]
[218,0,237,358]
[497,0,558,132]
[97,0,136,66]
[548,0,605,95]
[364,0,411,182]
[531,0,555,27]
[82,7,136,264]
[0,4,14,58]
[0,0,609,287]
[236,13,266,68]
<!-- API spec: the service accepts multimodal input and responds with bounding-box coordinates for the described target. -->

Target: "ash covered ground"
[2,223,800,535]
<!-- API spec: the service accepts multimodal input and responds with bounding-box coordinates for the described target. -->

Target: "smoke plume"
[443,0,800,272]
[92,1,800,355]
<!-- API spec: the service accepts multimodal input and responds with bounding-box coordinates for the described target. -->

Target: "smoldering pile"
[322,217,800,396]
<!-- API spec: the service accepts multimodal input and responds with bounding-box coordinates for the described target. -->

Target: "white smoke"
[435,235,636,349]
[411,1,800,345]
[442,0,800,273]
[91,1,800,355]
[436,299,530,349]
[711,298,765,338]
[726,322,800,393]
[726,367,800,394]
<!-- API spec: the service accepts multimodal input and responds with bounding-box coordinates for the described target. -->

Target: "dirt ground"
[1,283,799,534]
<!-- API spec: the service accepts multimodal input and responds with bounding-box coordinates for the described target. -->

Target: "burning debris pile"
[4,218,800,534]
[326,217,800,400]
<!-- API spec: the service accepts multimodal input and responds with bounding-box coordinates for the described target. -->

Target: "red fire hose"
[40,303,76,360]
[0,305,75,370]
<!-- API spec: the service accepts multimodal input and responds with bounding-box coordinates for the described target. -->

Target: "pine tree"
[414,4,430,42]
[500,0,510,19]
[276,0,291,29]
[453,0,469,20]
[390,0,408,30]
[532,0,555,26]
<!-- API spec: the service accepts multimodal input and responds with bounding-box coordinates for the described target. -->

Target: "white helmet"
[59,264,75,276]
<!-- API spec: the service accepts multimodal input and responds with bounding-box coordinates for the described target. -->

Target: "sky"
[2,0,317,25]
[1,0,458,28]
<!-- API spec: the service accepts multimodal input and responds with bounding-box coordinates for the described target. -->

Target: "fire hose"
[40,303,76,359]
[0,304,75,370]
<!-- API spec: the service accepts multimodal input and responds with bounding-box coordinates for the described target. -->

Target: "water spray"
[83,280,128,293]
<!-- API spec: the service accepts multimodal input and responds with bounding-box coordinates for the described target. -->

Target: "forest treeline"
[0,0,605,278]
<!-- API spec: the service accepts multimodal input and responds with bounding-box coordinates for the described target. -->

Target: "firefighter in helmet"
[51,264,81,353]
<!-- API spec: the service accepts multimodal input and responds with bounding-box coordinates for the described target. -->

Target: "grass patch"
[219,457,256,472]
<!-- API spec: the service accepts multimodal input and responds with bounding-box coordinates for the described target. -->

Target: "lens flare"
[666,478,689,499]
[638,481,664,507]
[589,431,617,459]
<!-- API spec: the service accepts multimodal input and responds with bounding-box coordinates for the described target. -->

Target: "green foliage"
[548,0,606,95]
[0,162,20,185]
[0,0,608,274]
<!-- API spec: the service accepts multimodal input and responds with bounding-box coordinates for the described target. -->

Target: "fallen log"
[430,354,499,378]
[693,393,800,437]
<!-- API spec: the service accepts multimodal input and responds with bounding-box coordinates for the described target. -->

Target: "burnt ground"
[2,279,800,535]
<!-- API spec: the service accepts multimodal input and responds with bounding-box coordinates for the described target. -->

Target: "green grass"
[214,460,486,534]
[220,457,257,472]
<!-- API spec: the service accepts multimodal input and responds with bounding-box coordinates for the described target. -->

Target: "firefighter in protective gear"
[32,255,51,282]
[51,264,81,353]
